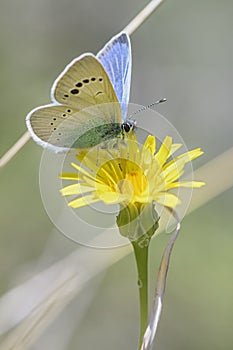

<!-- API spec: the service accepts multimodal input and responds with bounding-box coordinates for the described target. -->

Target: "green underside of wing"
[71,123,122,148]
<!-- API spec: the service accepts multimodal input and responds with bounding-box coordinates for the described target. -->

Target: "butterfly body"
[71,120,122,149]
[26,33,132,152]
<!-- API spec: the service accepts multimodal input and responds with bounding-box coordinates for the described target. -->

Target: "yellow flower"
[60,134,205,209]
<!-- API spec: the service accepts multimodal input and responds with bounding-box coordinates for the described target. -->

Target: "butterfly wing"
[51,54,119,109]
[97,32,132,121]
[26,103,122,152]
[27,54,122,151]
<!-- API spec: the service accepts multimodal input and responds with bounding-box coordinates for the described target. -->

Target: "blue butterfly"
[26,32,133,152]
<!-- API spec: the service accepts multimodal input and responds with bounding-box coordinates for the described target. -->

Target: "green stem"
[132,239,150,349]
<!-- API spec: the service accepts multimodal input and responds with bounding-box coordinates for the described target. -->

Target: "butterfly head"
[121,119,136,134]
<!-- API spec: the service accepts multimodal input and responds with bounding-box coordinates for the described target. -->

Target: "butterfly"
[26,32,134,152]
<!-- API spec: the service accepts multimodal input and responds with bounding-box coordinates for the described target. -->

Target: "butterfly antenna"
[128,98,167,120]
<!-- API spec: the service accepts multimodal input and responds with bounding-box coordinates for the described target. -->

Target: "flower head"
[60,134,205,209]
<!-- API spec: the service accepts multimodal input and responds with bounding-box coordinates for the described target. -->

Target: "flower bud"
[116,202,159,243]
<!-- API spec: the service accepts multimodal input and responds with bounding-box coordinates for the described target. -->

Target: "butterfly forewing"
[51,54,120,110]
[97,33,131,121]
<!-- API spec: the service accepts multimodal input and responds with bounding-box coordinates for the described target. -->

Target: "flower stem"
[132,239,150,349]
[140,209,181,350]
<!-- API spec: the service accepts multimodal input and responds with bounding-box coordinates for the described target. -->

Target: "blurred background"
[0,0,233,349]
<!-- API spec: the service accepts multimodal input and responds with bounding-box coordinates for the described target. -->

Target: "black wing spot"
[76,82,83,87]
[91,77,96,81]
[99,77,103,82]
[62,113,67,117]
[83,79,89,84]
[50,122,53,125]
[54,127,57,130]
[53,118,57,121]
[71,89,79,95]
[67,109,71,113]
[64,94,69,98]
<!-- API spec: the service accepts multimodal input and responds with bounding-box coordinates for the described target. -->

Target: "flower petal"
[68,194,99,208]
[164,148,204,170]
[155,136,172,166]
[60,173,79,180]
[99,191,127,204]
[60,183,94,196]
[166,180,205,189]
[128,138,140,162]
[75,150,88,163]
[155,192,181,208]
[144,135,156,155]
[162,158,186,183]
[71,162,95,179]
[169,143,182,157]
[97,162,120,187]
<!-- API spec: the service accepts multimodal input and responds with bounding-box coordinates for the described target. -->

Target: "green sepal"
[116,202,160,242]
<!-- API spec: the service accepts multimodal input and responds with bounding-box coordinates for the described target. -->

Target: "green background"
[0,0,233,349]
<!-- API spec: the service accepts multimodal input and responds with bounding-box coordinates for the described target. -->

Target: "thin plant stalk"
[0,131,30,169]
[132,240,150,348]
[124,0,165,35]
[140,208,180,350]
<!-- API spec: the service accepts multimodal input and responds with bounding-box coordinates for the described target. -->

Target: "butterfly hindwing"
[27,103,122,152]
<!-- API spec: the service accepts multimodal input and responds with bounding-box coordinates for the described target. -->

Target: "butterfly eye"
[122,123,130,133]
[122,121,135,133]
